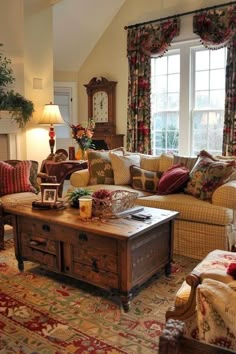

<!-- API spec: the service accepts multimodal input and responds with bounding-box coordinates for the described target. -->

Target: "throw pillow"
[110,153,141,185]
[140,155,160,171]
[88,150,115,185]
[0,160,35,196]
[158,164,190,195]
[130,165,162,192]
[173,155,197,171]
[159,153,174,171]
[185,150,236,200]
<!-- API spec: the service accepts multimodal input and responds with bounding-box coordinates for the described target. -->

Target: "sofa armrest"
[212,180,236,210]
[70,169,90,187]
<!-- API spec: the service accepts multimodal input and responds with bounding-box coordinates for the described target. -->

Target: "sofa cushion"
[135,193,233,226]
[159,153,174,171]
[158,164,190,195]
[185,150,236,200]
[130,165,162,192]
[140,155,160,171]
[0,161,36,196]
[110,153,141,185]
[88,150,115,185]
[173,155,197,171]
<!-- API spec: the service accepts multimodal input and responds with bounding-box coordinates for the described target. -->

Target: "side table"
[40,160,88,197]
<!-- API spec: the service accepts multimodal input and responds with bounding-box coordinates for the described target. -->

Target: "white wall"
[76,0,229,147]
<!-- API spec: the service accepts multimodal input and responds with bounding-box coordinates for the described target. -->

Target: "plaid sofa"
[69,152,236,260]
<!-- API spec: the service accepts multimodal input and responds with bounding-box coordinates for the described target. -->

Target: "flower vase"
[75,148,87,160]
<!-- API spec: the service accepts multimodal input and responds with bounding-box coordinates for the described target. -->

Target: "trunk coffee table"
[5,204,179,311]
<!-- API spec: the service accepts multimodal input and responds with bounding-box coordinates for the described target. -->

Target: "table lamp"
[39,102,64,156]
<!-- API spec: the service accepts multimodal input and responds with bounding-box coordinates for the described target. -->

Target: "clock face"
[93,91,108,123]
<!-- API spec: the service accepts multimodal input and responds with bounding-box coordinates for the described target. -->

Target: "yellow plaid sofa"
[69,152,236,260]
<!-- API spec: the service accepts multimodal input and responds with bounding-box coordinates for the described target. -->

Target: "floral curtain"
[127,18,180,153]
[193,6,236,155]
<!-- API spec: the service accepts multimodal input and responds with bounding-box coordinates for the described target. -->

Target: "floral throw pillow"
[88,151,114,185]
[0,160,35,196]
[185,150,236,200]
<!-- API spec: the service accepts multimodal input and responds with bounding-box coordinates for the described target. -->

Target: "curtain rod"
[124,1,236,30]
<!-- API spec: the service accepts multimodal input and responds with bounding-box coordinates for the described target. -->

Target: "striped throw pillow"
[0,160,35,196]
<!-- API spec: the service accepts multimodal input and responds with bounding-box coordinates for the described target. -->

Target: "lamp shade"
[39,103,64,125]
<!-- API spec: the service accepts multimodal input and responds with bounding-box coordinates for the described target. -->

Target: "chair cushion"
[0,161,36,196]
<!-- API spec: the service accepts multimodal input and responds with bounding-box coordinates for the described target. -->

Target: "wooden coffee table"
[5,204,178,311]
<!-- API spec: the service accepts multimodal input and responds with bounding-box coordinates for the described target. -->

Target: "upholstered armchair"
[0,160,56,249]
[163,249,236,352]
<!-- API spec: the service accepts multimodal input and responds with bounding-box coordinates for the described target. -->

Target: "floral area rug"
[0,238,198,354]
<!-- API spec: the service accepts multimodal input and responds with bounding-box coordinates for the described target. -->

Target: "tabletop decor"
[92,189,138,217]
[67,187,92,208]
[70,119,95,160]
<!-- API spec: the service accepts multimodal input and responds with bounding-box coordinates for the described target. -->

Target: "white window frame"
[151,39,226,156]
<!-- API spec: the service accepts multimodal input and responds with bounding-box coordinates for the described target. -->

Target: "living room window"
[151,42,227,156]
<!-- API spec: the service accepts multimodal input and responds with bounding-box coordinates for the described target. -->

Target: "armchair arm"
[212,180,236,210]
[70,169,90,188]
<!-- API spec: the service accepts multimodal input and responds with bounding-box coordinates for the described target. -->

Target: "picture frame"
[40,183,61,204]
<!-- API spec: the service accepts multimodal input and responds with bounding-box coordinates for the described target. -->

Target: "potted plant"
[0,43,34,127]
[67,188,92,208]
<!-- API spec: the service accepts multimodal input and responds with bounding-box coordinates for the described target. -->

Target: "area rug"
[0,238,198,354]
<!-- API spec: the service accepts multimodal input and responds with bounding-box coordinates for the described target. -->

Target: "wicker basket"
[92,190,138,217]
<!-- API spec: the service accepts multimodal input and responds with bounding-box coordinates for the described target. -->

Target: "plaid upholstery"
[135,193,233,225]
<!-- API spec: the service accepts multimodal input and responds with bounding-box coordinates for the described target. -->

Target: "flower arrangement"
[70,119,95,151]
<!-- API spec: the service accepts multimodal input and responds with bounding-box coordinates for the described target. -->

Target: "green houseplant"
[0,43,34,127]
[67,188,92,208]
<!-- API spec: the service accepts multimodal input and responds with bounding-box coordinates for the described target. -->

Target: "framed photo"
[40,183,60,204]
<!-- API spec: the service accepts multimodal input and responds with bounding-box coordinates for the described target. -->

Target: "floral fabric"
[223,36,236,156]
[185,150,235,200]
[126,19,180,153]
[193,6,236,49]
[196,278,236,351]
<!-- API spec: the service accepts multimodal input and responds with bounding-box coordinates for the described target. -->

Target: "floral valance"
[193,6,236,49]
[127,18,180,58]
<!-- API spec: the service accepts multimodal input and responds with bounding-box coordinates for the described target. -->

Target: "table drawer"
[75,231,117,256]
[19,219,62,238]
[73,261,118,290]
[21,233,58,254]
[72,247,118,273]
[22,244,58,270]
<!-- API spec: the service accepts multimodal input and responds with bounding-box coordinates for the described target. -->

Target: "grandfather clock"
[84,77,124,149]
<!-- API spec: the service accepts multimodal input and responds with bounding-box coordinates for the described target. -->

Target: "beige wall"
[73,0,228,146]
[0,0,54,164]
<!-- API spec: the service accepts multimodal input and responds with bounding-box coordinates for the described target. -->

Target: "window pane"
[168,93,179,109]
[210,90,225,108]
[196,50,209,70]
[210,48,225,69]
[210,69,225,90]
[156,75,167,93]
[156,56,167,75]
[168,55,180,74]
[167,112,179,129]
[195,91,209,108]
[168,73,179,92]
[156,93,168,109]
[167,131,179,150]
[195,71,209,90]
[153,113,166,129]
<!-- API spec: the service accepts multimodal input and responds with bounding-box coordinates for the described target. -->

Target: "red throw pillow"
[158,164,190,195]
[0,161,35,196]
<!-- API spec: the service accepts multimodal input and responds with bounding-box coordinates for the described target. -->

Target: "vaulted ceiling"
[52,0,125,72]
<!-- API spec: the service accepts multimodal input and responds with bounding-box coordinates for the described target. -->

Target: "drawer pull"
[30,237,47,246]
[79,233,88,242]
[92,259,99,273]
[42,224,50,232]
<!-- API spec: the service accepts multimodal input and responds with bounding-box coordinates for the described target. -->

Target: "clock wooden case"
[84,77,124,149]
